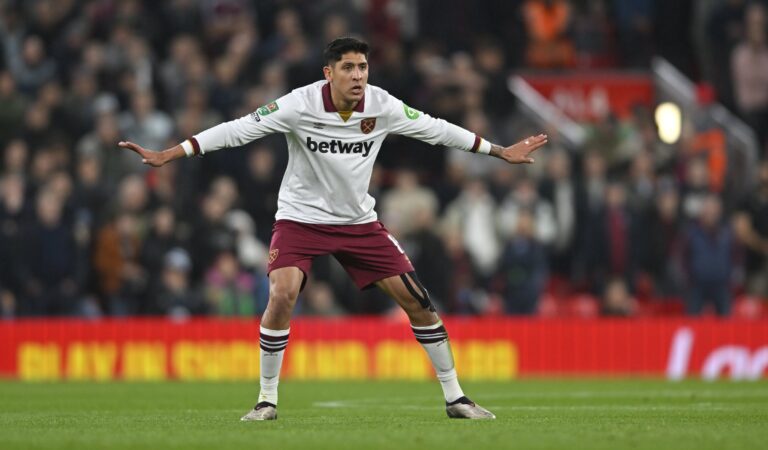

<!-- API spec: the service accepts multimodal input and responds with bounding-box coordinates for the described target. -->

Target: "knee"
[400,272,435,313]
[269,283,299,312]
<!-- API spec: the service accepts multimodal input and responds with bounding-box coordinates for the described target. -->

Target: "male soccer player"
[119,37,547,420]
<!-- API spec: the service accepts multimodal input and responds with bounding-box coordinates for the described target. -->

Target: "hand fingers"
[522,134,547,146]
[526,134,548,154]
[118,141,145,156]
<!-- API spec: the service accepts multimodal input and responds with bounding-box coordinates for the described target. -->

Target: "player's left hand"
[496,134,548,164]
[118,140,167,167]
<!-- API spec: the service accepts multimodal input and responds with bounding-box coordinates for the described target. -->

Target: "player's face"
[325,52,368,104]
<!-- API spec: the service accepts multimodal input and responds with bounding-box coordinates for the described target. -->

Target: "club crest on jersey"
[360,118,376,134]
[257,101,280,116]
[269,249,279,264]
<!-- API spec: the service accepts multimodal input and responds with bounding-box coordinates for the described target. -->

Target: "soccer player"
[119,37,547,420]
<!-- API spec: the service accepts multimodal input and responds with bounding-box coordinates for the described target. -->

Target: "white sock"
[258,326,289,406]
[411,321,465,403]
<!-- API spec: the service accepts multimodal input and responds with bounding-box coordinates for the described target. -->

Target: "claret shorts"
[267,219,414,290]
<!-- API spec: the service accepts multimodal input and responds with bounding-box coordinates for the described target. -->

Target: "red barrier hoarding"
[522,73,654,121]
[0,318,766,381]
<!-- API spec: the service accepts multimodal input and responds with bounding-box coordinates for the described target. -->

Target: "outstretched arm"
[387,98,547,164]
[117,141,186,168]
[118,92,302,167]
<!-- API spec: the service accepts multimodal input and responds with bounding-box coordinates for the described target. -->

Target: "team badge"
[268,249,279,264]
[360,118,376,134]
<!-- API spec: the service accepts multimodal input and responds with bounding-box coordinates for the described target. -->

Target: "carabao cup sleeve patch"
[257,101,280,116]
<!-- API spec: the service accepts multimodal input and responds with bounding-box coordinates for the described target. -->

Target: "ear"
[323,65,332,81]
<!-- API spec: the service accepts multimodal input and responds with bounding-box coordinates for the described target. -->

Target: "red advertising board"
[0,318,766,381]
[522,73,654,121]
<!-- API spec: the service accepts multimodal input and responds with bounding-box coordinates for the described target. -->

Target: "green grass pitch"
[1,380,766,450]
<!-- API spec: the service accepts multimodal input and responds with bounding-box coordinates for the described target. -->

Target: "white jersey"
[193,81,484,224]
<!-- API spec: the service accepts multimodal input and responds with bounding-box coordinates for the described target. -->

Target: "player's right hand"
[118,141,166,167]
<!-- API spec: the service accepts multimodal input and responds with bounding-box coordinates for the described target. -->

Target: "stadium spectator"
[71,145,109,223]
[92,211,145,316]
[189,190,237,280]
[62,69,101,139]
[682,98,728,193]
[645,181,685,297]
[0,70,26,146]
[611,0,654,68]
[601,277,637,316]
[604,182,636,283]
[498,209,548,315]
[683,193,734,316]
[118,90,174,162]
[2,139,29,176]
[6,34,56,95]
[300,281,345,316]
[522,0,576,69]
[140,205,185,305]
[680,157,713,220]
[705,0,747,109]
[0,287,13,319]
[381,168,439,237]
[145,162,192,216]
[442,228,483,314]
[585,111,644,169]
[371,41,415,103]
[731,1,768,148]
[241,145,281,245]
[539,147,577,277]
[473,39,516,119]
[21,188,80,315]
[159,34,206,111]
[23,100,59,150]
[442,179,500,279]
[153,247,205,318]
[731,2,768,131]
[574,151,607,287]
[571,0,615,68]
[204,248,258,316]
[498,176,557,247]
[401,198,452,310]
[0,173,27,313]
[77,112,133,188]
[733,160,768,300]
[224,209,269,276]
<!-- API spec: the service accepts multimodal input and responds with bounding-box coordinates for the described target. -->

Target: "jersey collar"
[322,82,365,113]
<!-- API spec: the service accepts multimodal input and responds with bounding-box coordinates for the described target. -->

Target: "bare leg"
[261,266,303,330]
[376,273,464,402]
[255,267,303,412]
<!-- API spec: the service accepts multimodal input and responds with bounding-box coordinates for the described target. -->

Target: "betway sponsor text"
[306,137,373,157]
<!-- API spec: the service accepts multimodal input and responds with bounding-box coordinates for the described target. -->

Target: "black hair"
[323,37,370,66]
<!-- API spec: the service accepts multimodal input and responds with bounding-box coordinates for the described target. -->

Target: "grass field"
[1,380,766,450]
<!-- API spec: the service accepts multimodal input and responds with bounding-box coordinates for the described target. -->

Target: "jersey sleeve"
[385,94,480,152]
[193,92,303,154]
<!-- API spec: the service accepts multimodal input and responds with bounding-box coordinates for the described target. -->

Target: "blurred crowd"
[1,0,768,320]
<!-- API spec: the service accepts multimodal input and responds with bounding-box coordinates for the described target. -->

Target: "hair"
[323,37,370,66]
